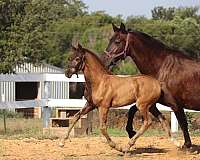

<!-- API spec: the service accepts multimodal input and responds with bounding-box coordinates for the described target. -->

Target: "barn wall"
[41,81,69,99]
[0,81,15,102]
[0,63,69,102]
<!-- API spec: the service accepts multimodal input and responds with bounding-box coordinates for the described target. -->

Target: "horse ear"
[71,44,76,51]
[78,43,82,49]
[112,23,120,32]
[120,22,126,32]
[77,43,85,54]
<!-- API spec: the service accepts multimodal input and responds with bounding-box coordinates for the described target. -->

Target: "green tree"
[112,60,139,75]
[0,0,87,73]
[151,6,176,20]
[126,6,200,59]
[38,10,121,67]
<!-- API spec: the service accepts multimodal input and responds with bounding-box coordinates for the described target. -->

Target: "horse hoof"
[173,140,181,148]
[108,141,116,148]
[179,143,192,150]
[128,130,136,139]
[177,144,193,153]
[115,145,123,152]
[58,142,65,148]
[122,144,130,153]
[124,152,132,157]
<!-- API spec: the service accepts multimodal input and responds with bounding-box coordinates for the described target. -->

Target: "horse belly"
[159,67,200,110]
[111,87,136,108]
[180,88,200,110]
[165,77,200,110]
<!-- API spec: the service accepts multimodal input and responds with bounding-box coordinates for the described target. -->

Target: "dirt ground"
[0,136,200,160]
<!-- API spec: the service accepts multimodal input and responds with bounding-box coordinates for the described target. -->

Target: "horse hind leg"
[149,104,171,138]
[126,105,138,138]
[126,104,171,140]
[123,103,152,154]
[147,104,181,147]
[174,108,192,148]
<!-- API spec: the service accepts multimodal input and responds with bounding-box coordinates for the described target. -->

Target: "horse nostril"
[65,69,69,77]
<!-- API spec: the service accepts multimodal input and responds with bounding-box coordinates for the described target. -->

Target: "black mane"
[128,29,169,49]
[128,29,192,59]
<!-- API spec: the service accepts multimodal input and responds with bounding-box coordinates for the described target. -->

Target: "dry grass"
[0,118,46,139]
[0,117,200,140]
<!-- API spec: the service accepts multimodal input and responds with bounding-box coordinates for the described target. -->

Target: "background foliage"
[0,0,199,74]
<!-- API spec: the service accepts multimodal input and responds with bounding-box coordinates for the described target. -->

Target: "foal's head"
[65,44,85,78]
[101,23,128,68]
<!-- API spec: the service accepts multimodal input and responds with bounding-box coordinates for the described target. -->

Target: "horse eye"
[75,57,80,61]
[115,39,121,44]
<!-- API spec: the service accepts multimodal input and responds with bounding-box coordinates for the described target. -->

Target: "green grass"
[92,128,127,137]
[0,117,200,139]
[91,128,166,137]
[190,129,200,137]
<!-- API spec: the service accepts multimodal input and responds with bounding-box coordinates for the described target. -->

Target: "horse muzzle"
[65,69,74,78]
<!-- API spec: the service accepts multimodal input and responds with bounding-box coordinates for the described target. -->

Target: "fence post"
[2,94,6,133]
[171,112,178,133]
[43,81,51,128]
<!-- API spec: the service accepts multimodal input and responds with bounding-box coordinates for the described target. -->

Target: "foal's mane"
[83,48,112,74]
[128,30,192,59]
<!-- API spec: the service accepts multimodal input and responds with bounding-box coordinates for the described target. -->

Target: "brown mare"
[61,44,163,154]
[102,23,200,149]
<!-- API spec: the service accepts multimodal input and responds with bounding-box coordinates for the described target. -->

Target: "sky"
[82,0,200,19]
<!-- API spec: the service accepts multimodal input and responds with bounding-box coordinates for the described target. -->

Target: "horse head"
[65,43,85,78]
[101,23,128,68]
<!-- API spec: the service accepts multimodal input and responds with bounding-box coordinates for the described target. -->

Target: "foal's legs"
[123,104,152,153]
[149,104,171,138]
[98,107,122,152]
[126,104,171,138]
[126,105,138,138]
[98,107,114,146]
[59,102,95,147]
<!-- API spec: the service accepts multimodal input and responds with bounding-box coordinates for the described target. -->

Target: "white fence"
[0,73,199,133]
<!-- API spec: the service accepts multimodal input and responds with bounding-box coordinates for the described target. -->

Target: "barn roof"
[14,63,64,73]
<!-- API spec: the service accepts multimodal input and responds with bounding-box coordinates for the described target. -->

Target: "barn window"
[69,82,84,99]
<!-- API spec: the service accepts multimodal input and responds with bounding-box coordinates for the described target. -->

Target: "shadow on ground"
[180,144,200,154]
[130,147,168,155]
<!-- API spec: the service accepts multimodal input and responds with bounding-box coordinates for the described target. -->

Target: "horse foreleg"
[98,107,123,152]
[123,105,152,154]
[59,102,95,147]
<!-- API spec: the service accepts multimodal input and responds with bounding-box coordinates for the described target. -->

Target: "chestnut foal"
[61,44,162,154]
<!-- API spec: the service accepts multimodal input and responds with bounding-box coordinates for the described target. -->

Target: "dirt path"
[0,136,200,160]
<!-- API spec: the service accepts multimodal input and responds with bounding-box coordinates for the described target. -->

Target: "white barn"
[0,63,84,118]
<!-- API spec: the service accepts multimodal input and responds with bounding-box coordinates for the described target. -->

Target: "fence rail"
[0,73,199,133]
[0,98,199,133]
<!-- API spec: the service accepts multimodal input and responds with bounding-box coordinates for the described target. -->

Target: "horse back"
[107,75,161,107]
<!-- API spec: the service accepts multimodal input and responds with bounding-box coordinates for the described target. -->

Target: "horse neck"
[83,52,108,87]
[129,38,167,77]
